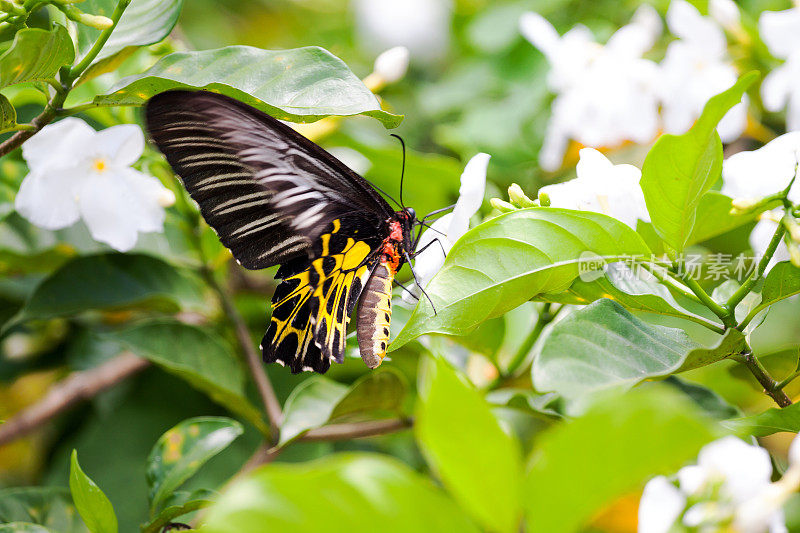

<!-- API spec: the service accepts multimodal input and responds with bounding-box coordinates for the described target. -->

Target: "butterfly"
[145,90,436,374]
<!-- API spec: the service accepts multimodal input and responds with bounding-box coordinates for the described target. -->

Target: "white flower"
[709,0,741,33]
[639,436,794,533]
[721,132,800,270]
[538,148,650,229]
[760,8,800,131]
[658,0,747,142]
[401,153,489,305]
[520,5,661,171]
[353,0,451,63]
[638,476,686,533]
[16,118,174,252]
[373,46,410,84]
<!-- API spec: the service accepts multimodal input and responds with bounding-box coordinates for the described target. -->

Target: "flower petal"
[762,65,791,113]
[91,124,145,167]
[21,118,95,172]
[119,168,170,233]
[667,0,726,53]
[519,12,561,63]
[447,153,489,241]
[77,171,145,251]
[606,4,661,58]
[638,476,685,533]
[696,436,773,503]
[15,167,81,230]
[759,8,800,60]
[403,213,452,305]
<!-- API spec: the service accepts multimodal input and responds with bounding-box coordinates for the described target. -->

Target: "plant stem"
[777,369,800,391]
[0,0,130,158]
[489,303,560,389]
[67,0,131,81]
[674,267,736,329]
[729,222,786,323]
[740,346,792,407]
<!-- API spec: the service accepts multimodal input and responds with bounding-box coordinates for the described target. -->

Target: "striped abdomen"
[357,261,395,368]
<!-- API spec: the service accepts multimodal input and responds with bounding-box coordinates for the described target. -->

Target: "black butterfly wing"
[145,90,397,373]
[144,90,394,269]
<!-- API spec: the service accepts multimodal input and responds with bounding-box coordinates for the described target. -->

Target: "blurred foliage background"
[2,0,800,531]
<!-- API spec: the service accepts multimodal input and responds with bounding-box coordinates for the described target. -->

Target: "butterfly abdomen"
[357,261,395,368]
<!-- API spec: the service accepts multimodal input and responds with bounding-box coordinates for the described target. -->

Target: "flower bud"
[373,46,410,84]
[60,5,114,29]
[730,197,762,214]
[538,191,551,207]
[157,189,176,208]
[788,240,800,268]
[508,183,536,208]
[490,198,516,213]
[783,216,800,243]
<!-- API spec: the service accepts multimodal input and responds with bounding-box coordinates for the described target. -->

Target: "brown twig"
[0,352,150,446]
[236,417,413,477]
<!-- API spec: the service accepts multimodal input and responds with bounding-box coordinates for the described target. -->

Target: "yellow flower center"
[93,158,108,173]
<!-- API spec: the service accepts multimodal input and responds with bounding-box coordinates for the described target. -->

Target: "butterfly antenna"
[390,134,407,210]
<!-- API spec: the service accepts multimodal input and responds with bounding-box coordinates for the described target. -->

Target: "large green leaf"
[0,488,87,533]
[532,299,744,402]
[640,73,758,253]
[94,46,402,127]
[75,0,184,81]
[416,356,522,533]
[110,321,267,433]
[392,208,651,348]
[725,402,800,436]
[548,262,717,329]
[0,26,74,88]
[202,453,480,533]
[4,253,204,333]
[523,387,719,533]
[69,451,117,533]
[146,417,243,514]
[279,368,407,445]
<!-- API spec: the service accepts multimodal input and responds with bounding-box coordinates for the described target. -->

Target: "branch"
[739,347,793,408]
[0,352,149,446]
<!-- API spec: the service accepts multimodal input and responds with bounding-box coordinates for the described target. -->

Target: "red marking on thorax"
[381,220,404,273]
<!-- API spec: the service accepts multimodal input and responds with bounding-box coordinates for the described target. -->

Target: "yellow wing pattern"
[262,219,379,373]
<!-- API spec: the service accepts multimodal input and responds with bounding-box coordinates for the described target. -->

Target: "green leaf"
[0,487,87,533]
[678,328,746,372]
[202,453,480,533]
[416,356,522,533]
[524,386,720,533]
[140,499,211,533]
[75,0,184,82]
[110,321,267,434]
[280,368,407,445]
[0,26,75,88]
[688,191,773,244]
[756,262,800,313]
[640,72,758,253]
[664,376,741,420]
[549,262,716,329]
[533,299,745,403]
[392,208,651,348]
[725,402,800,436]
[0,94,17,133]
[4,253,204,333]
[69,451,118,533]
[486,389,563,419]
[146,416,243,514]
[94,46,402,127]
